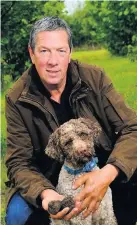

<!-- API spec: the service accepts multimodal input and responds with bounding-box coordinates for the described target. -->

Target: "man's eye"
[59,49,66,53]
[40,50,47,53]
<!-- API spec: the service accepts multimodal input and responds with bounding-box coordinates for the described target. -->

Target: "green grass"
[1,93,7,225]
[1,49,137,224]
[1,162,7,225]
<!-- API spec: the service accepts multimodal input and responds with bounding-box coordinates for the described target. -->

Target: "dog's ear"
[79,118,101,132]
[92,122,102,138]
[79,117,101,140]
[45,129,65,164]
[92,122,102,147]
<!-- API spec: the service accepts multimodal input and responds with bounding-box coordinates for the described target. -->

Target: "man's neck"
[42,80,66,104]
[50,90,63,103]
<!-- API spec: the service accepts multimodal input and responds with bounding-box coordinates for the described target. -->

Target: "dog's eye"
[80,132,88,138]
[64,139,72,147]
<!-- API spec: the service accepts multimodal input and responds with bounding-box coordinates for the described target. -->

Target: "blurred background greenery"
[1,1,137,224]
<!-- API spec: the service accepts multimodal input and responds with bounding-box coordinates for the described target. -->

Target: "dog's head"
[45,118,101,167]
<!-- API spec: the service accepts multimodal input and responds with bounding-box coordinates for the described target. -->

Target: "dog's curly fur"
[45,118,117,225]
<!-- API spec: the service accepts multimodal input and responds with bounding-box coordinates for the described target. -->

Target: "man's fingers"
[72,174,87,189]
[82,200,100,218]
[92,200,101,213]
[75,196,92,215]
[50,207,70,219]
[64,207,79,220]
[74,185,93,202]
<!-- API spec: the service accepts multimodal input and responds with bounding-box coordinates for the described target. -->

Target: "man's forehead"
[34,30,70,49]
[35,30,68,41]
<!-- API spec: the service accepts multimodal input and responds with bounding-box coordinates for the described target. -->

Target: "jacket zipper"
[19,96,59,126]
[69,77,82,106]
[69,77,91,105]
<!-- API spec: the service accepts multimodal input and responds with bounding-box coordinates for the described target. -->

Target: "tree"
[100,1,137,55]
[65,1,137,55]
[65,1,103,48]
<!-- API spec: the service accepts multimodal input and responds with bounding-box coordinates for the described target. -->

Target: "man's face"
[29,30,71,88]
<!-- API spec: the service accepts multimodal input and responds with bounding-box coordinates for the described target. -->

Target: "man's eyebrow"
[38,46,49,49]
[57,46,67,49]
[38,45,68,49]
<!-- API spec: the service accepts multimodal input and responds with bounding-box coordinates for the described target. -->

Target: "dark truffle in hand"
[60,196,75,214]
[48,196,75,215]
[48,200,62,215]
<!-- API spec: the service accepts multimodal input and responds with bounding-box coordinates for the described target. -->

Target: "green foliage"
[65,1,103,47]
[127,34,137,61]
[1,75,12,93]
[1,93,7,225]
[65,1,137,56]
[1,0,65,89]
[99,1,137,55]
[1,93,7,158]
[127,45,137,62]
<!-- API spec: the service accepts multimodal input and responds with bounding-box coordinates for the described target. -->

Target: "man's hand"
[41,189,79,220]
[66,164,119,219]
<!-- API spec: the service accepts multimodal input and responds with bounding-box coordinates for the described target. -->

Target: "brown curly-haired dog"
[45,118,117,225]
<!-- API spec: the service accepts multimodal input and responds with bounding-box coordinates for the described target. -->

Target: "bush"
[127,45,137,62]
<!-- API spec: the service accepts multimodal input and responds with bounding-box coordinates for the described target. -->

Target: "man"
[5,17,137,225]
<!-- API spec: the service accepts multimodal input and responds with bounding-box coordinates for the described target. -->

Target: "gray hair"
[29,16,73,52]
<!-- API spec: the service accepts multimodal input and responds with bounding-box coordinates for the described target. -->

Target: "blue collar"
[63,157,98,175]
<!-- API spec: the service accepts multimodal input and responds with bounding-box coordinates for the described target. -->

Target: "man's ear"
[28,46,35,64]
[69,51,71,63]
[45,129,65,164]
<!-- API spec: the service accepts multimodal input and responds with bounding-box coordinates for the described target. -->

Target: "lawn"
[1,49,137,224]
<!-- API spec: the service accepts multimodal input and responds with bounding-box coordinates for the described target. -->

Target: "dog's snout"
[73,139,87,151]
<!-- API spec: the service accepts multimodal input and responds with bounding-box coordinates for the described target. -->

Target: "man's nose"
[47,52,58,66]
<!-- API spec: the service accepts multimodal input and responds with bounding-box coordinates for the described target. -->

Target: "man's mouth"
[46,70,60,73]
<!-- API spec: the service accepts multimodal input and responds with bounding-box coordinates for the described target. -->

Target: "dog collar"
[63,157,98,175]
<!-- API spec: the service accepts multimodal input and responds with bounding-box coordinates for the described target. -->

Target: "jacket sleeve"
[101,72,137,181]
[5,95,56,207]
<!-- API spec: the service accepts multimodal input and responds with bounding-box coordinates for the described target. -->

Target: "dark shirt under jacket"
[45,75,74,125]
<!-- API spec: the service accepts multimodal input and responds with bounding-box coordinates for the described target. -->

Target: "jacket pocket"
[105,88,136,122]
